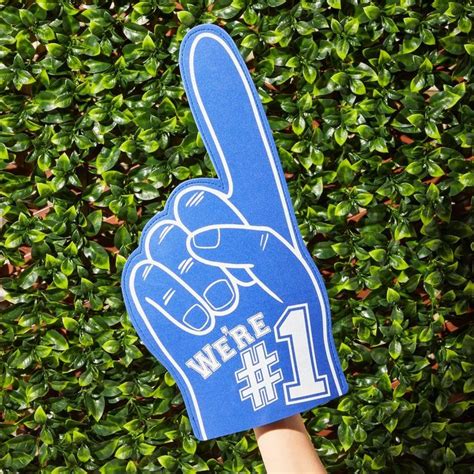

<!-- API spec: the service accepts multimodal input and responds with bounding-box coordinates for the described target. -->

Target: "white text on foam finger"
[185,313,271,378]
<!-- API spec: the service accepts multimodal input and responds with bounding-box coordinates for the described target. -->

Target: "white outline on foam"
[187,32,342,399]
[275,304,330,405]
[126,30,343,440]
[184,222,342,395]
[143,218,240,322]
[189,32,299,251]
[129,261,207,438]
[235,340,283,410]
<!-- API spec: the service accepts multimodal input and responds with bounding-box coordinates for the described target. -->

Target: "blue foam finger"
[121,24,349,441]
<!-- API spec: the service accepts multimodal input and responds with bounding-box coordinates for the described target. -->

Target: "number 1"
[275,304,329,404]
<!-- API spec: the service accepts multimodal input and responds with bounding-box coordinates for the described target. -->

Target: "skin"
[254,414,327,473]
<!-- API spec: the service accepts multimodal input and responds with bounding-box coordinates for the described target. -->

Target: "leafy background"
[0,0,473,472]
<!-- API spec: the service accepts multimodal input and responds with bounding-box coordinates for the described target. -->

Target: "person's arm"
[253,414,327,473]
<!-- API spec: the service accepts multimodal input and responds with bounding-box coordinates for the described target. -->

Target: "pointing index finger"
[179,25,298,248]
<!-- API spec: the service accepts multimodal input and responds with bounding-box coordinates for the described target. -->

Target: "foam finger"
[179,24,297,246]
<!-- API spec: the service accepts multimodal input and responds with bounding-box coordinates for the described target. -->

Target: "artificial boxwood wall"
[0,0,473,472]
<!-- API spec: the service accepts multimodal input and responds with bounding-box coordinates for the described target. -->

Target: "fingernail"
[183,304,210,331]
[204,279,234,310]
[192,229,220,249]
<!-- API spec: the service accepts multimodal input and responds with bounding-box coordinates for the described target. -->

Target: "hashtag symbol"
[235,341,283,410]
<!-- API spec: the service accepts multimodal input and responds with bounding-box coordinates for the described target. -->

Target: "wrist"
[254,414,326,474]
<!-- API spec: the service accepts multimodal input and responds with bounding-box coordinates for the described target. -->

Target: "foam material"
[121,24,348,440]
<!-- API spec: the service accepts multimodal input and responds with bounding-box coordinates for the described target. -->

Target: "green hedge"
[1,0,473,472]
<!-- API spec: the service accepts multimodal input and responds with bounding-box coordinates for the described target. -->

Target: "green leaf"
[355,192,373,206]
[36,0,57,10]
[303,65,317,84]
[0,142,9,161]
[84,241,110,270]
[334,126,348,146]
[427,160,445,177]
[34,406,47,424]
[172,166,190,180]
[241,34,259,49]
[46,43,65,57]
[338,421,354,451]
[458,16,472,33]
[115,444,133,460]
[183,436,197,455]
[177,11,195,26]
[336,39,349,60]
[408,113,424,128]
[123,23,148,43]
[314,242,336,259]
[87,210,103,236]
[354,424,368,442]
[425,121,441,139]
[5,233,23,249]
[464,377,474,393]
[142,34,155,51]
[97,146,121,174]
[37,182,54,197]
[465,44,474,56]
[369,249,386,262]
[425,271,442,287]
[99,459,127,473]
[8,453,34,470]
[389,255,409,270]
[158,455,178,470]
[78,445,91,463]
[298,93,312,112]
[336,159,355,184]
[402,36,422,53]
[84,394,105,422]
[138,442,156,456]
[440,35,464,55]
[62,316,79,332]
[459,172,474,187]
[53,272,68,289]
[335,201,352,216]
[405,161,424,175]
[350,79,366,95]
[96,439,120,461]
[43,330,68,350]
[389,339,402,359]
[363,5,380,20]
[430,90,463,111]
[419,326,433,343]
[292,116,306,136]
[102,340,121,354]
[387,287,400,303]
[344,18,359,35]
